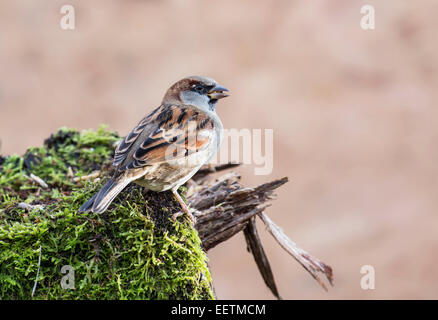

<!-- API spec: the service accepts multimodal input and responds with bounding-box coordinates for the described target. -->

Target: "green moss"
[0,126,214,300]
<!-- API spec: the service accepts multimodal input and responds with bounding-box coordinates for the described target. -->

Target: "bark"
[188,165,334,297]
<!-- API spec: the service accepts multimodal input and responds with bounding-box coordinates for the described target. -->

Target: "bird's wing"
[112,105,160,168]
[113,104,216,172]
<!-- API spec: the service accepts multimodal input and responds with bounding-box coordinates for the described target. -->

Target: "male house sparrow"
[79,76,229,223]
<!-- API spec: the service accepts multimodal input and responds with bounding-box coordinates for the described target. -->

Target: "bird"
[79,76,229,223]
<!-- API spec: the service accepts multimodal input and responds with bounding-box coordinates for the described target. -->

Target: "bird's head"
[162,76,229,111]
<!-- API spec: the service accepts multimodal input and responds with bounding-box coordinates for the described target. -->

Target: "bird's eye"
[193,85,204,93]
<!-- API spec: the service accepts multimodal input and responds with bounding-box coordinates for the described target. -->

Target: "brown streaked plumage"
[79,76,229,223]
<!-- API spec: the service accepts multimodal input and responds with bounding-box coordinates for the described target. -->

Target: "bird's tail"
[78,177,131,213]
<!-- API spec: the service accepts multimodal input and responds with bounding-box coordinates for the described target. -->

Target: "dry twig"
[73,171,100,182]
[258,212,334,291]
[29,173,48,189]
[244,217,281,299]
[18,202,44,212]
[188,164,333,298]
[31,245,42,297]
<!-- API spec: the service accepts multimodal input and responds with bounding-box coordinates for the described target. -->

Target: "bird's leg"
[207,163,216,172]
[171,188,196,224]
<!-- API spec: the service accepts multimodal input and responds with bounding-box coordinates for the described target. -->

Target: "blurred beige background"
[1,0,438,299]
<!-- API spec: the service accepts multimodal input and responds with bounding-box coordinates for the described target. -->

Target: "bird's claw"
[172,210,197,225]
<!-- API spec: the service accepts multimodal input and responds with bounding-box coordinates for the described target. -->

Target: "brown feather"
[114,104,215,172]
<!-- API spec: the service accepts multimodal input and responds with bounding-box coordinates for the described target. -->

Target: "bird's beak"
[207,84,229,100]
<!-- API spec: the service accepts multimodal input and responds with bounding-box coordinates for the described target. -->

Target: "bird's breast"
[133,148,213,191]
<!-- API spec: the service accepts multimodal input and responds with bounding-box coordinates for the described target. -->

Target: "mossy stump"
[0,126,214,299]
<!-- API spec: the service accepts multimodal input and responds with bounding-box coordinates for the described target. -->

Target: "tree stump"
[0,126,333,299]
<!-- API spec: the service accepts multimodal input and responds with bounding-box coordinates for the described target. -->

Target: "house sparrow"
[79,76,229,223]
